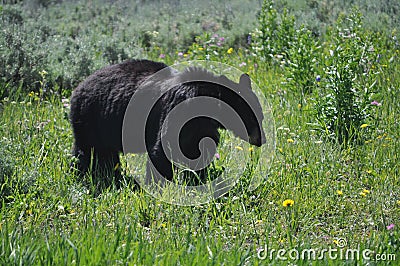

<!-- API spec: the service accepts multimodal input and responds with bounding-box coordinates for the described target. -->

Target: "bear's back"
[71,59,168,115]
[70,59,168,151]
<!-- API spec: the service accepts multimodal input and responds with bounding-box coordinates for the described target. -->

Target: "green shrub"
[284,26,321,96]
[251,0,321,98]
[252,1,394,146]
[250,0,295,63]
[0,14,47,94]
[314,8,381,145]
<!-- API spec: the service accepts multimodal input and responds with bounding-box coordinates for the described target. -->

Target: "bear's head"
[216,73,266,147]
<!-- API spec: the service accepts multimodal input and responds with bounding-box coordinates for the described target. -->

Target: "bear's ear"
[239,73,251,89]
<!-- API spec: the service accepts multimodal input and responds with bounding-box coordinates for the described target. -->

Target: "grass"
[0,61,398,264]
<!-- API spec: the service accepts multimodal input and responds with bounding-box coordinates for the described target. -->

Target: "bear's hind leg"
[72,144,91,177]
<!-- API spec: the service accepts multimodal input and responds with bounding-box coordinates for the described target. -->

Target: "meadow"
[0,0,399,265]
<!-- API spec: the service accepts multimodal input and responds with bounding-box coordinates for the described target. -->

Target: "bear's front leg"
[146,145,174,183]
[93,150,123,188]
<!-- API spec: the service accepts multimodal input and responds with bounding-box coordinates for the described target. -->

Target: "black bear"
[70,59,265,189]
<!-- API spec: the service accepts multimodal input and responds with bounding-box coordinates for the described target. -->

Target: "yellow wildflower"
[363,189,370,194]
[235,146,243,151]
[360,124,368,128]
[337,190,343,196]
[282,199,294,207]
[227,47,234,54]
[39,70,48,76]
[248,147,254,152]
[287,138,294,143]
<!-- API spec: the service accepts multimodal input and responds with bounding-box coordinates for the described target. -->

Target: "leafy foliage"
[315,9,383,145]
[285,26,320,95]
[251,0,296,62]
[252,1,397,146]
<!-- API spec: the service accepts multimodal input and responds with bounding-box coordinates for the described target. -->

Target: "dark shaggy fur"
[70,59,265,188]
